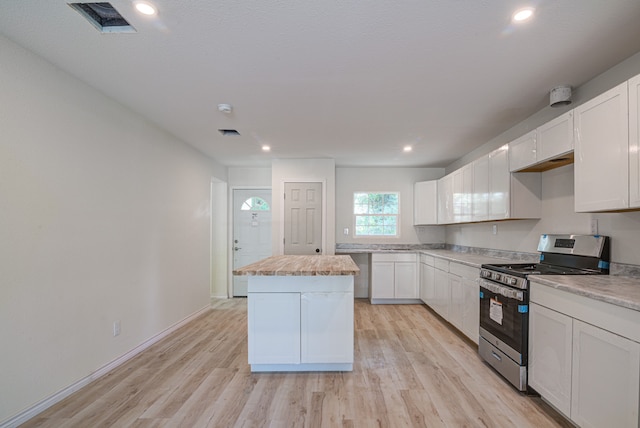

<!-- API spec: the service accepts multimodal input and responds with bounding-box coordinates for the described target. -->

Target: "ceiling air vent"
[218,129,241,136]
[69,2,136,33]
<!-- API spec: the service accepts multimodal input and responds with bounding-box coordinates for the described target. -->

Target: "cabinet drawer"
[420,254,435,266]
[530,281,640,343]
[449,262,479,280]
[372,252,416,262]
[434,258,449,272]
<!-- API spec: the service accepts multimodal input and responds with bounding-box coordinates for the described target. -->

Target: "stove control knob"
[510,278,517,286]
[493,273,501,281]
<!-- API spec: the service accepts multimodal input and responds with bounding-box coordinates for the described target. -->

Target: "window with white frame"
[353,192,399,237]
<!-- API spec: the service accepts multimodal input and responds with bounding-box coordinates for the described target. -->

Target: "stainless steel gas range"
[478,234,610,391]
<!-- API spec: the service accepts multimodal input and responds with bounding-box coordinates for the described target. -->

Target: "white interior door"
[233,189,272,296]
[284,182,322,255]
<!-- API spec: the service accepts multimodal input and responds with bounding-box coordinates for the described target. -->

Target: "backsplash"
[444,244,538,262]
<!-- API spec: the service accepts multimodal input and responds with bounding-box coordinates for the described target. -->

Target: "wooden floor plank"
[19,298,572,428]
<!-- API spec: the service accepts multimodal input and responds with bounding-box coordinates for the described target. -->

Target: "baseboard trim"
[1,305,211,428]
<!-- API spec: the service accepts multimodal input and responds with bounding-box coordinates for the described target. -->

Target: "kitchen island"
[233,255,359,372]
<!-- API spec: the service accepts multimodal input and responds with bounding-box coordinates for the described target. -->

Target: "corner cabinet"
[574,81,629,212]
[414,180,438,225]
[529,281,640,427]
[370,253,418,304]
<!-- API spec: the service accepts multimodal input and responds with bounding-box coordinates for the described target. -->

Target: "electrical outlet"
[113,320,121,337]
[343,227,349,235]
[492,225,498,235]
[591,219,599,235]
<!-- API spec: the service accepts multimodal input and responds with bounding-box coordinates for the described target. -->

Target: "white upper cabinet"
[630,74,640,208]
[538,110,574,163]
[472,155,490,222]
[452,163,473,223]
[489,145,541,220]
[509,112,575,173]
[509,130,538,172]
[437,174,454,225]
[488,145,510,218]
[574,81,629,212]
[413,180,438,225]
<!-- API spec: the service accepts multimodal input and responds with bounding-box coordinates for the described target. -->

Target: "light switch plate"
[343,228,349,235]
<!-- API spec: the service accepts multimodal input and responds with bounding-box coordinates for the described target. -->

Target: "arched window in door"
[241,197,270,211]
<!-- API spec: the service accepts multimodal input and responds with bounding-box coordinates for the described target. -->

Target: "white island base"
[247,275,354,372]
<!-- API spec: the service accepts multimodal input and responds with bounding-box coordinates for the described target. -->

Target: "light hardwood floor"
[21,299,571,428]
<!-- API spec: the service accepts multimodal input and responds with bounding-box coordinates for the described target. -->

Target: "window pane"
[353,192,399,237]
[241,197,270,211]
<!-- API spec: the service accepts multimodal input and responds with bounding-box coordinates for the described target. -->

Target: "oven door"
[479,278,528,363]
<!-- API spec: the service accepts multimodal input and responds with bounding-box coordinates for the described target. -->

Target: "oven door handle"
[479,278,525,302]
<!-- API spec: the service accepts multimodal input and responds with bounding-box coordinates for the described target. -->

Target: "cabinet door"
[630,74,640,208]
[488,145,510,219]
[461,277,479,344]
[452,168,464,224]
[448,274,463,330]
[414,180,438,225]
[538,110,574,162]
[301,292,354,363]
[461,163,473,223]
[395,261,418,298]
[420,263,435,305]
[574,81,629,212]
[472,155,489,222]
[433,268,450,318]
[509,130,537,172]
[528,303,572,418]
[371,261,395,299]
[248,293,301,364]
[437,174,454,224]
[571,319,640,428]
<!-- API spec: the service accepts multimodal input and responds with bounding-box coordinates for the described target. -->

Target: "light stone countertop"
[529,275,640,312]
[233,255,360,276]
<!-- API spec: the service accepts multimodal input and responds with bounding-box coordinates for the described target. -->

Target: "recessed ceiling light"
[403,146,412,152]
[262,145,271,152]
[513,8,534,22]
[134,1,157,16]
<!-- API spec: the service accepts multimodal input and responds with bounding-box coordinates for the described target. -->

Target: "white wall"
[228,167,272,187]
[336,167,446,244]
[271,159,336,255]
[0,35,226,424]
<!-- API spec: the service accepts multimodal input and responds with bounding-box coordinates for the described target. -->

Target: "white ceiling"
[2,1,640,168]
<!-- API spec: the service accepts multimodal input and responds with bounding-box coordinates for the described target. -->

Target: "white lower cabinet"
[571,320,640,428]
[248,292,301,364]
[424,257,479,344]
[301,292,354,363]
[529,302,573,416]
[419,255,435,305]
[529,282,640,428]
[248,290,354,367]
[370,253,418,303]
[449,274,463,330]
[433,260,450,318]
[460,276,479,344]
